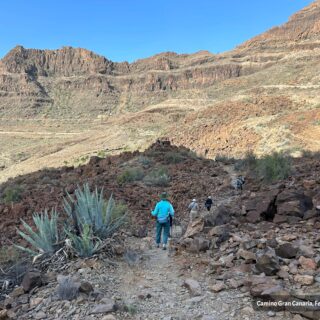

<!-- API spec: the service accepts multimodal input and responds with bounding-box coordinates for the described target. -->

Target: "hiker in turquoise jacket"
[151,192,174,250]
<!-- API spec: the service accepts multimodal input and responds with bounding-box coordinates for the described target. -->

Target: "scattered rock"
[299,256,317,270]
[255,247,280,276]
[209,282,226,292]
[275,243,298,259]
[101,315,117,320]
[183,278,202,297]
[29,297,43,308]
[90,298,117,314]
[294,274,314,286]
[10,286,24,298]
[21,270,42,292]
[34,311,46,320]
[237,248,256,262]
[79,281,94,294]
[186,237,210,253]
[242,239,259,250]
[0,310,8,320]
[298,245,315,258]
[183,218,204,239]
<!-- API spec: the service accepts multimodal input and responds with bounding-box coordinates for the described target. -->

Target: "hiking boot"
[156,244,160,248]
[162,244,167,250]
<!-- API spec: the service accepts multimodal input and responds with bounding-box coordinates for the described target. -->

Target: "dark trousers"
[206,205,211,212]
[156,221,170,245]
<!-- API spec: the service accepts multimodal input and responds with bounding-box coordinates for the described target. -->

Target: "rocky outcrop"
[240,1,320,49]
[5,1,320,117]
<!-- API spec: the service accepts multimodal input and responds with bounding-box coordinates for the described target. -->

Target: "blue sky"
[0,0,313,62]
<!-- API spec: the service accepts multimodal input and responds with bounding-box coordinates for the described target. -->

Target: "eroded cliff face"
[0,45,249,116]
[1,2,320,118]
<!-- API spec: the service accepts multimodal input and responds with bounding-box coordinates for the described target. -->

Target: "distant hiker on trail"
[188,198,199,221]
[151,192,174,250]
[205,196,213,212]
[235,176,245,191]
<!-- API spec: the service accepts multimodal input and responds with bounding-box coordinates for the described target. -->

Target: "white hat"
[192,199,196,202]
[208,196,212,199]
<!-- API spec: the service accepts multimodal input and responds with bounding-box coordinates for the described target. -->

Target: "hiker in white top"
[188,199,199,222]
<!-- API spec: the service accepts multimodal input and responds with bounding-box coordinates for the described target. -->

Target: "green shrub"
[117,168,144,185]
[215,154,235,164]
[137,156,152,166]
[234,150,257,171]
[15,209,61,256]
[163,152,185,164]
[144,168,170,186]
[2,186,23,204]
[256,152,291,182]
[97,150,107,158]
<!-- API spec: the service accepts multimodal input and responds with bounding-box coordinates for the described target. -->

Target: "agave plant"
[63,183,127,239]
[15,209,61,256]
[65,224,101,258]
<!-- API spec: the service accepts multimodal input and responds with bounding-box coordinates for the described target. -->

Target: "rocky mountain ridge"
[0,1,320,182]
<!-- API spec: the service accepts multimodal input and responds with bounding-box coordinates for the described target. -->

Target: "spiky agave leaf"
[63,184,127,241]
[65,223,101,257]
[16,209,61,255]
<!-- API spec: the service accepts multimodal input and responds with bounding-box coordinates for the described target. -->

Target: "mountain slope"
[0,1,320,182]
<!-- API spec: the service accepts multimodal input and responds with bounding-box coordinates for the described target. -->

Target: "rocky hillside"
[1,1,320,182]
[1,142,320,319]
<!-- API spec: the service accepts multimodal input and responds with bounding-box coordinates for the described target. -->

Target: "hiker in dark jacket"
[151,192,174,250]
[205,196,213,212]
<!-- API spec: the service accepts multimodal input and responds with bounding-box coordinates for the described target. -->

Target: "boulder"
[183,218,204,239]
[183,278,202,297]
[101,316,117,320]
[79,281,94,294]
[34,311,46,320]
[294,274,314,286]
[298,256,317,270]
[260,285,289,298]
[21,270,43,292]
[298,245,315,258]
[242,239,259,250]
[255,247,280,276]
[10,286,24,298]
[246,211,262,223]
[303,209,317,220]
[244,191,278,222]
[0,310,8,320]
[237,248,256,262]
[203,206,230,227]
[273,215,288,224]
[219,253,235,267]
[182,237,210,253]
[90,298,117,314]
[209,282,226,292]
[275,243,298,259]
[276,190,313,218]
[208,225,228,237]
